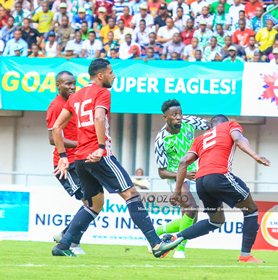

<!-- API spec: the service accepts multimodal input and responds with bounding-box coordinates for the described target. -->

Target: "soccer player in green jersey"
[154,99,210,258]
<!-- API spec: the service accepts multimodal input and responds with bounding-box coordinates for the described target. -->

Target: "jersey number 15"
[74,99,94,128]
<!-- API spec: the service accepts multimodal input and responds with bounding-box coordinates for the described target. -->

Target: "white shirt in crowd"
[45,41,58,57]
[81,39,103,58]
[157,26,180,45]
[168,1,190,18]
[190,0,208,17]
[66,39,83,56]
[131,13,154,29]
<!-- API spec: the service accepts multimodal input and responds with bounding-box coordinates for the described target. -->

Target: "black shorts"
[55,162,83,200]
[75,155,133,200]
[196,173,250,212]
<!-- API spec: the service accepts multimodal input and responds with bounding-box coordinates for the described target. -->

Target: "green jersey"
[155,116,209,173]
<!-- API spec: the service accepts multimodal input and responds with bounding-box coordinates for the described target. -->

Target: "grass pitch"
[0,241,277,280]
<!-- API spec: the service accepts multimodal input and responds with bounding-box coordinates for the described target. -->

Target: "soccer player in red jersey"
[51,58,182,257]
[46,71,86,255]
[171,115,270,263]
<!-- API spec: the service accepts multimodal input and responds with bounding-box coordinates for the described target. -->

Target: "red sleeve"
[229,121,243,135]
[95,89,111,112]
[46,104,60,129]
[232,31,237,44]
[64,97,74,114]
[189,137,199,157]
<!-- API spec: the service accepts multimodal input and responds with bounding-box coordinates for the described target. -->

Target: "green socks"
[176,214,195,251]
[156,218,182,236]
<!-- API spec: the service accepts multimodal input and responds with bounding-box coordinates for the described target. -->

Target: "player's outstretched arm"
[182,115,211,130]
[231,130,271,166]
[171,153,197,205]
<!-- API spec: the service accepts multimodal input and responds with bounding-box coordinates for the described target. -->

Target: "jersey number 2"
[74,99,94,127]
[203,128,216,150]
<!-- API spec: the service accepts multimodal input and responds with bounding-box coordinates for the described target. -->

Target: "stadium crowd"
[0,0,277,62]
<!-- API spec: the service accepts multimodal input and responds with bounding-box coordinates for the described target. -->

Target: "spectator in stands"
[134,19,151,46]
[21,18,43,55]
[0,0,14,11]
[132,168,150,190]
[3,28,28,56]
[174,7,190,32]
[190,0,208,18]
[169,51,181,60]
[251,7,265,33]
[168,0,189,18]
[157,17,179,45]
[162,32,185,60]
[119,33,140,59]
[269,48,278,68]
[0,37,4,55]
[114,0,130,19]
[195,6,213,29]
[94,0,114,17]
[228,0,244,24]
[114,18,133,44]
[245,35,259,62]
[129,44,141,59]
[0,15,15,43]
[102,30,120,57]
[266,0,278,22]
[193,49,205,61]
[119,6,133,28]
[244,0,263,20]
[232,19,255,47]
[148,0,162,18]
[57,44,79,59]
[223,45,244,62]
[81,30,102,58]
[251,50,262,62]
[65,30,83,57]
[220,34,246,59]
[13,45,24,56]
[193,21,213,49]
[80,21,90,40]
[181,18,195,46]
[28,43,45,57]
[32,1,54,35]
[93,7,109,35]
[203,36,222,61]
[231,10,252,32]
[182,37,202,61]
[214,23,229,48]
[107,48,119,59]
[140,46,160,60]
[0,6,9,29]
[72,7,94,30]
[211,3,231,31]
[100,17,119,43]
[52,0,75,14]
[262,39,278,62]
[55,15,75,51]
[131,3,154,29]
[42,30,60,57]
[141,32,163,57]
[210,0,231,15]
[12,1,30,26]
[154,4,168,32]
[129,0,144,15]
[52,3,72,28]
[256,19,278,52]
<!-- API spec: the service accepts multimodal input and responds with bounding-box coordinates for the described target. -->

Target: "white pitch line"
[0,264,278,269]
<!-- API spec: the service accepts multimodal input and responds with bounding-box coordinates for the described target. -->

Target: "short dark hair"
[210,114,229,126]
[56,71,74,83]
[88,59,110,77]
[161,99,181,114]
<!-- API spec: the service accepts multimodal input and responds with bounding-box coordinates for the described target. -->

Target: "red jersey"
[189,121,243,178]
[64,83,112,160]
[232,29,255,47]
[46,95,78,166]
[244,1,263,19]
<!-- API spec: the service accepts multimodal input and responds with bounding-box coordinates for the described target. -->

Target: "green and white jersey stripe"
[155,116,209,173]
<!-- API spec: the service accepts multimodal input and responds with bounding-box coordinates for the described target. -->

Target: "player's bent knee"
[120,187,139,201]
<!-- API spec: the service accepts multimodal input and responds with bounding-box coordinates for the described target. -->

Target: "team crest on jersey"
[186,132,193,140]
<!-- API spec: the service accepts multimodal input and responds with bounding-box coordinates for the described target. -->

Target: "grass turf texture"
[0,241,277,280]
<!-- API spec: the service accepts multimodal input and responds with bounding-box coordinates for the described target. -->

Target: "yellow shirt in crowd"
[0,0,14,11]
[32,11,54,34]
[100,26,119,44]
[255,28,278,52]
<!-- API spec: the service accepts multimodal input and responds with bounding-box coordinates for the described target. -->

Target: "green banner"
[0,58,243,115]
